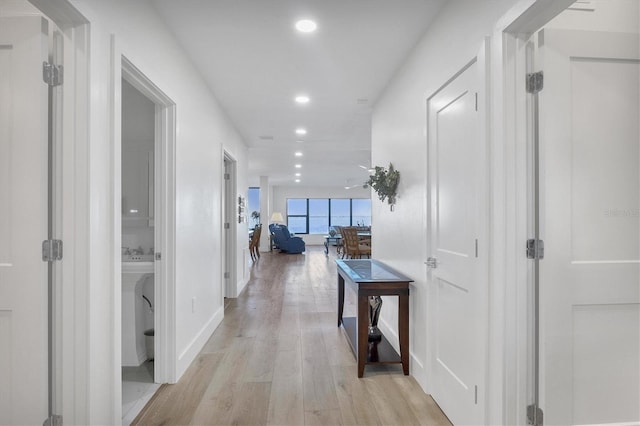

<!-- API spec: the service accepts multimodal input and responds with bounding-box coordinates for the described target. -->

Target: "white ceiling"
[151,0,446,187]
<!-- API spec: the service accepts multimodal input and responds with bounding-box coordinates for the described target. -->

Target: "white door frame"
[223,151,238,298]
[121,58,177,384]
[492,0,574,424]
[26,0,91,423]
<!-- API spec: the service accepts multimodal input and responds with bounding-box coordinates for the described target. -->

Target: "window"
[352,199,372,227]
[330,199,351,226]
[247,187,260,227]
[286,199,307,234]
[286,198,371,234]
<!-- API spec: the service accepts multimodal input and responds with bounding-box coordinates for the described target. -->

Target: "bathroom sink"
[122,255,154,274]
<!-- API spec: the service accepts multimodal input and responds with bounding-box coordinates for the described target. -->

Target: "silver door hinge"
[526,71,544,94]
[224,222,230,229]
[155,252,162,261]
[43,414,63,426]
[42,239,63,262]
[224,173,230,180]
[526,239,544,259]
[475,92,478,111]
[224,272,230,279]
[527,404,544,426]
[42,62,63,87]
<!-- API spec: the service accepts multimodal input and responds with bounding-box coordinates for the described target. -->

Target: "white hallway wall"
[372,0,638,423]
[371,0,529,423]
[68,0,248,423]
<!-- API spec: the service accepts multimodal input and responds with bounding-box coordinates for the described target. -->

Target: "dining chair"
[341,226,371,259]
[249,224,262,261]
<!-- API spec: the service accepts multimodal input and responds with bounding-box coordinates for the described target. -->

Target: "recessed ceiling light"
[295,179,301,183]
[294,152,303,157]
[295,95,310,104]
[295,173,301,177]
[295,19,317,33]
[295,128,307,135]
[295,164,302,168]
[296,140,304,143]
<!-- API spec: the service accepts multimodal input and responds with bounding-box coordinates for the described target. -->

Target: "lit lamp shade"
[270,212,284,224]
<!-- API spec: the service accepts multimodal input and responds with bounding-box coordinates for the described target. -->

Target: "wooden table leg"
[399,292,410,375]
[357,293,369,378]
[337,274,345,326]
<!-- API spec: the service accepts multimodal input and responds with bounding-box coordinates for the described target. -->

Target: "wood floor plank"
[304,408,344,426]
[267,348,304,426]
[130,247,451,426]
[331,366,381,426]
[301,327,340,412]
[392,375,453,426]
[227,382,272,425]
[131,352,222,425]
[363,374,423,426]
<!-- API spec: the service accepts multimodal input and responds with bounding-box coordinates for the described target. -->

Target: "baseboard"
[377,317,428,392]
[176,305,224,378]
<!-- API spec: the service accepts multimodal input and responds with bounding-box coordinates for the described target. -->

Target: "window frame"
[285,198,371,234]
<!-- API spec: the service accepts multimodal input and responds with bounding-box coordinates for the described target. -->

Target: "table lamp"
[270,212,284,224]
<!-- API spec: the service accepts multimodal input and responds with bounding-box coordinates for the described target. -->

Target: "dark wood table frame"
[336,259,412,377]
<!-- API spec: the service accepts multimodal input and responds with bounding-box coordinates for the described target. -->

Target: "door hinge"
[43,414,63,426]
[224,222,230,229]
[527,404,544,426]
[42,62,63,87]
[224,272,230,279]
[526,239,544,260]
[224,173,230,180]
[155,252,162,261]
[475,92,478,111]
[42,239,63,262]
[526,71,544,94]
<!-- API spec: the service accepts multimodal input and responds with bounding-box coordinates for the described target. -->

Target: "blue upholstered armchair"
[269,224,305,254]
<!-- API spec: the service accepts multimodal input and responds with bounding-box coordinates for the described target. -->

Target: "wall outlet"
[192,297,196,313]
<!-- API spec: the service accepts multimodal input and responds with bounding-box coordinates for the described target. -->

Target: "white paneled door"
[538,28,640,425]
[0,16,49,425]
[426,51,487,425]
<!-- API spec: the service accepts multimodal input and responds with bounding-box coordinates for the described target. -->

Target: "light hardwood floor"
[133,246,451,425]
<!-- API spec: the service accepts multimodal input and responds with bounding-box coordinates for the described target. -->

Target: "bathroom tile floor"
[122,361,161,426]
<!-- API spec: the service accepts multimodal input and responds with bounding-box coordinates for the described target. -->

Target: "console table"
[336,259,413,377]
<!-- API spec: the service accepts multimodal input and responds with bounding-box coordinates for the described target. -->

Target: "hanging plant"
[365,163,400,210]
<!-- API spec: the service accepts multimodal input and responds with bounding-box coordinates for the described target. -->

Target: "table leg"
[337,275,345,326]
[324,239,329,255]
[399,292,410,375]
[357,293,369,378]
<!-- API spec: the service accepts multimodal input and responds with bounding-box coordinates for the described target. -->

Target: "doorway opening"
[121,58,176,423]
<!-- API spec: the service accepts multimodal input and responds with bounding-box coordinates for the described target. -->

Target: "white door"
[537,28,640,425]
[0,16,50,425]
[426,52,487,425]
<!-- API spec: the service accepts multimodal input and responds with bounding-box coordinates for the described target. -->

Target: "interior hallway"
[133,246,450,425]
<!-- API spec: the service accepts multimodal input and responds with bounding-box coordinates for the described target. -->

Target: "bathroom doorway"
[120,58,176,423]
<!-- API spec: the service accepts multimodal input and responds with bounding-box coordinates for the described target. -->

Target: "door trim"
[121,57,177,384]
[26,0,92,423]
[223,151,238,298]
[497,0,575,423]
